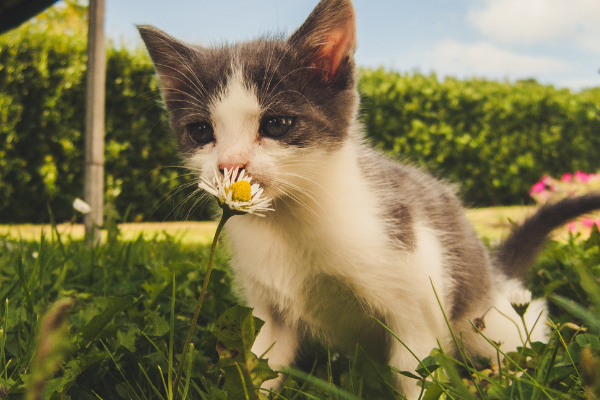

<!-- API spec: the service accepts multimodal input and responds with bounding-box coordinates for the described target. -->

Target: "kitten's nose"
[219,162,246,175]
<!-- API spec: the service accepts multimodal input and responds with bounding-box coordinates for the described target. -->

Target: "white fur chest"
[224,143,386,291]
[223,142,450,343]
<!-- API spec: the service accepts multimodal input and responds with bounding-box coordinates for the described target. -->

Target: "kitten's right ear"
[137,25,198,92]
[288,0,356,83]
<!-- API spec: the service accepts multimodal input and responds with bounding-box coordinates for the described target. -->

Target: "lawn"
[0,205,544,245]
[1,205,595,245]
[1,207,600,399]
[0,221,219,244]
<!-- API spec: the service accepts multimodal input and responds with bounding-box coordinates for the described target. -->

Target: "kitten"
[138,0,600,397]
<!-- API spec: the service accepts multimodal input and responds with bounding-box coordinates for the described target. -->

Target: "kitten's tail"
[495,193,600,280]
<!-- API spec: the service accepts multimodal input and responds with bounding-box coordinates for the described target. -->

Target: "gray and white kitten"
[138,0,600,397]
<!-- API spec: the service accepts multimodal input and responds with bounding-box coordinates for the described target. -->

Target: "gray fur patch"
[358,148,494,320]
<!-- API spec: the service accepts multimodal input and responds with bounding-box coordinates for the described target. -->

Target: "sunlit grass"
[467,205,600,243]
[2,205,598,245]
[466,205,535,243]
[0,221,218,244]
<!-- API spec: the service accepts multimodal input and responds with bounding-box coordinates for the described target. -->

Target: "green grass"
[0,221,218,244]
[466,206,600,243]
[466,205,535,242]
[0,205,563,251]
[1,211,600,399]
[2,205,595,247]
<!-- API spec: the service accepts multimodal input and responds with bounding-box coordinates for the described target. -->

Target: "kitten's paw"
[260,372,286,393]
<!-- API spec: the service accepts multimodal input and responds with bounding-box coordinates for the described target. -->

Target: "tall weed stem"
[173,209,232,399]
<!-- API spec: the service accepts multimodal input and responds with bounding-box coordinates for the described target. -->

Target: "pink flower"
[529,181,546,195]
[561,173,572,182]
[581,218,594,228]
[575,171,590,183]
[566,221,577,233]
[540,175,551,185]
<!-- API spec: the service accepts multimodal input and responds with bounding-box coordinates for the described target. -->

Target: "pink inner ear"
[312,22,356,82]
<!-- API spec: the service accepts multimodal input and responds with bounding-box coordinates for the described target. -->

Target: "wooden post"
[84,0,106,244]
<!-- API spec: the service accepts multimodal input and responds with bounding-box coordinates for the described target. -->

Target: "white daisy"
[509,289,532,317]
[73,198,92,214]
[198,167,273,217]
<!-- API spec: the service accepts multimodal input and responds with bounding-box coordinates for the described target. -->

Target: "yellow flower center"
[231,180,251,202]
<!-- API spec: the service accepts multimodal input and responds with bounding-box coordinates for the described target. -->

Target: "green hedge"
[359,70,600,206]
[1,30,599,223]
[0,27,205,223]
[0,27,86,223]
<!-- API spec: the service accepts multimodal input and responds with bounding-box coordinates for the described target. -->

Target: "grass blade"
[550,294,600,333]
[282,368,363,400]
[78,296,136,349]
[139,363,167,400]
[168,274,176,400]
[99,340,143,400]
[182,343,194,400]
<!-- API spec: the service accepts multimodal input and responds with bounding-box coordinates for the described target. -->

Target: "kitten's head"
[138,0,358,201]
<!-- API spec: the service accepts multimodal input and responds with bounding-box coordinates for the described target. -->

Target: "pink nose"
[219,162,246,174]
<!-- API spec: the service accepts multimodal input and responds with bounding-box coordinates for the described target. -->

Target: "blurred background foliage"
[0,1,599,223]
[0,0,196,223]
[359,70,600,206]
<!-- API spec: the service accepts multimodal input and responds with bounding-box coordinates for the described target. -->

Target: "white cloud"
[557,78,600,91]
[468,0,600,51]
[422,39,570,80]
[576,34,600,53]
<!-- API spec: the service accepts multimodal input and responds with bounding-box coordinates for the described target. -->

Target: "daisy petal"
[198,169,273,216]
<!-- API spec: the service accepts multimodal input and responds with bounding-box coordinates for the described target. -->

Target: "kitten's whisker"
[152,181,203,221]
[262,65,319,107]
[277,172,331,198]
[139,165,210,222]
[271,184,321,219]
[149,38,209,99]
[261,42,277,92]
[151,59,208,102]
[275,179,328,217]
[262,42,297,101]
[182,190,212,222]
[265,89,317,115]
[157,86,208,110]
[169,183,213,222]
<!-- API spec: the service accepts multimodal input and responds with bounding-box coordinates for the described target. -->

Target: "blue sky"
[105,0,600,90]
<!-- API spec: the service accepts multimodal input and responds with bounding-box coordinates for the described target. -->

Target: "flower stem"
[520,315,532,348]
[173,209,231,400]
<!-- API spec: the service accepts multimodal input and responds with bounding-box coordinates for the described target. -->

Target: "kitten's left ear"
[138,25,200,94]
[288,0,356,83]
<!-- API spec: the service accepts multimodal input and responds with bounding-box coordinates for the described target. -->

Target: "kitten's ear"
[137,25,199,92]
[288,0,356,83]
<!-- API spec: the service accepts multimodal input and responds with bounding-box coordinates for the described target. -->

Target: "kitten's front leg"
[387,328,441,400]
[251,304,299,390]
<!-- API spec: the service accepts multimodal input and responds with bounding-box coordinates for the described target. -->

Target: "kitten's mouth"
[221,168,244,182]
[226,168,254,183]
[210,168,270,193]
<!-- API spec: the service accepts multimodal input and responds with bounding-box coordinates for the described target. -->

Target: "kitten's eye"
[260,116,294,138]
[186,122,214,145]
